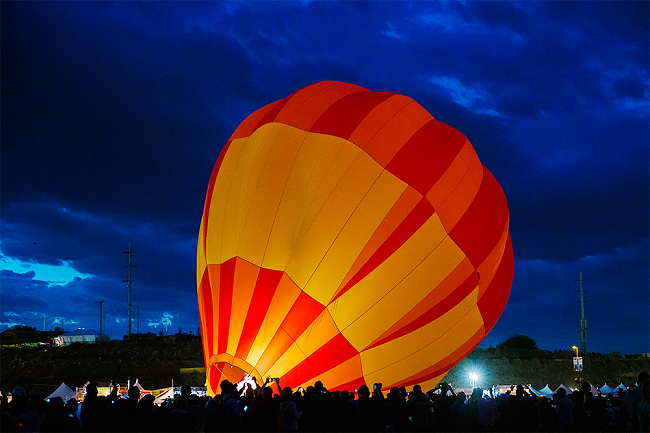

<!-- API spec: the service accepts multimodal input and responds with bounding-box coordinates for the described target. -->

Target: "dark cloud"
[1,1,648,353]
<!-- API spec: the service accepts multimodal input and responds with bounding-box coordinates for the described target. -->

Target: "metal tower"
[577,272,587,354]
[123,242,137,338]
[97,300,104,342]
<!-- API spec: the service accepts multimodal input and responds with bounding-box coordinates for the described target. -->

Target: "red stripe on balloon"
[282,333,358,388]
[217,257,237,355]
[199,269,214,361]
[386,119,456,185]
[281,291,325,339]
[365,271,479,350]
[410,132,466,196]
[449,167,498,265]
[310,91,372,134]
[478,235,514,333]
[253,291,324,375]
[468,199,508,268]
[333,197,434,302]
[255,96,291,130]
[310,91,395,138]
[335,91,395,139]
[235,268,284,361]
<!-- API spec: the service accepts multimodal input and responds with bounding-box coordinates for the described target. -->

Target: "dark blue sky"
[2,1,648,354]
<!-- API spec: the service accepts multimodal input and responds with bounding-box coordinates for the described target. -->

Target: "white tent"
[47,382,77,402]
[536,385,554,397]
[55,328,104,346]
[599,384,617,395]
[153,387,174,405]
[615,383,628,392]
[528,385,543,396]
[555,384,573,394]
[133,379,145,390]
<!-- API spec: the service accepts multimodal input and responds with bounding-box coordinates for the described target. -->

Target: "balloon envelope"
[197,81,513,394]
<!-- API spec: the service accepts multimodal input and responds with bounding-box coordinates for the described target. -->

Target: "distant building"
[54,328,109,346]
[0,326,65,345]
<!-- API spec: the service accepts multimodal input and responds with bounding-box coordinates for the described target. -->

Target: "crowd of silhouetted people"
[1,372,648,432]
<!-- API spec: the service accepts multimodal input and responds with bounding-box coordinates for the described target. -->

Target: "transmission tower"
[97,300,104,342]
[577,272,587,354]
[123,242,137,338]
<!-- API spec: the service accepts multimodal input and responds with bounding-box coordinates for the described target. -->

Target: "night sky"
[2,1,648,354]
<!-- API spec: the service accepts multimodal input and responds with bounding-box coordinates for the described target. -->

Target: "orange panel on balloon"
[198,81,514,394]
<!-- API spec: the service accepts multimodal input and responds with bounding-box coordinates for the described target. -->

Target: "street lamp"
[572,345,579,357]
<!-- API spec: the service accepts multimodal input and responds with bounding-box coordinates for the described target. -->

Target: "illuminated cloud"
[0,250,90,286]
[428,76,503,117]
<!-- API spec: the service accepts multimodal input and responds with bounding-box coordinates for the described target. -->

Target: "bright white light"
[236,373,257,392]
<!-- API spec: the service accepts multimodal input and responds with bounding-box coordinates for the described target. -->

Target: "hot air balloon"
[197,81,513,395]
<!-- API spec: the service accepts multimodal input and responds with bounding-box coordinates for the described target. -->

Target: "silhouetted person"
[537,397,559,432]
[279,387,300,432]
[556,387,574,431]
[407,385,432,432]
[624,372,649,432]
[452,391,468,432]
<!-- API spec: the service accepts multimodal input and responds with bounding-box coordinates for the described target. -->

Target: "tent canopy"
[47,382,76,402]
[555,384,573,395]
[537,385,554,397]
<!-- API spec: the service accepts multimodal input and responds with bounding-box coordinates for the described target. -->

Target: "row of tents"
[45,380,176,405]
[522,383,628,397]
[45,381,631,404]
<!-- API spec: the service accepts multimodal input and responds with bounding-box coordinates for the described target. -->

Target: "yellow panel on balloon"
[362,303,484,387]
[205,137,247,265]
[288,136,362,267]
[197,217,207,287]
[226,259,260,355]
[262,130,337,270]
[328,214,447,332]
[302,170,407,304]
[359,286,479,375]
[236,125,308,266]
[286,149,384,295]
[341,236,467,350]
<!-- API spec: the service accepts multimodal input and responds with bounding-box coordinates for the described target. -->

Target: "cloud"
[0,250,90,286]
[428,75,503,117]
[148,312,174,329]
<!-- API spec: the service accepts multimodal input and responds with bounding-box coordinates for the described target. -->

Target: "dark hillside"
[2,337,647,397]
[1,335,204,396]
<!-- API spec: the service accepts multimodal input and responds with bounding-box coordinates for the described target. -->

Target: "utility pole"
[123,242,137,339]
[137,298,140,334]
[577,272,587,355]
[97,301,104,342]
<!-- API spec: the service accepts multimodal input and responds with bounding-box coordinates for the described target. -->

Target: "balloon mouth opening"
[212,361,248,385]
